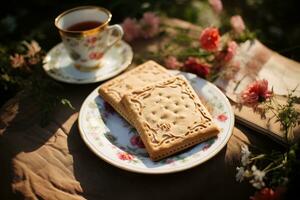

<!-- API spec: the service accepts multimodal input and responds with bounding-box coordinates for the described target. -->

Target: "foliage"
[130,16,254,84]
[0,40,74,125]
[240,81,300,143]
[224,0,300,61]
[264,89,300,141]
[0,0,298,107]
[236,142,299,199]
[238,83,300,199]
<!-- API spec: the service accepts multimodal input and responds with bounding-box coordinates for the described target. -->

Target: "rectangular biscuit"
[121,75,220,161]
[98,60,172,124]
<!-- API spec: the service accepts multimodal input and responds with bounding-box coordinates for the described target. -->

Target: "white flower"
[252,165,265,181]
[241,145,251,166]
[250,165,266,189]
[236,166,245,182]
[250,180,265,189]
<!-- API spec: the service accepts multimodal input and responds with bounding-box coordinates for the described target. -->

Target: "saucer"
[43,40,133,84]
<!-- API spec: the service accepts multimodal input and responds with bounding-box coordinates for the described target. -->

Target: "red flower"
[130,135,145,148]
[216,41,238,63]
[184,57,210,78]
[199,27,220,52]
[241,79,273,107]
[217,114,228,122]
[89,52,104,60]
[250,187,285,200]
[117,152,134,161]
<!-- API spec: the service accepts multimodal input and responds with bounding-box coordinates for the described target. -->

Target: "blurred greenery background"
[0,0,299,106]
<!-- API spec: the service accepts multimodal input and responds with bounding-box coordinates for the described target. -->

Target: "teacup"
[55,6,123,71]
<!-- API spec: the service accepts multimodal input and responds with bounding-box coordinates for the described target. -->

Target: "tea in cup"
[55,6,123,71]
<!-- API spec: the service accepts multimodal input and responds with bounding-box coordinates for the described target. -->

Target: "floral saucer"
[43,40,133,84]
[78,71,234,174]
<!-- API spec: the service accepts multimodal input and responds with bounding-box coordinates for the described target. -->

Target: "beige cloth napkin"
[215,40,300,145]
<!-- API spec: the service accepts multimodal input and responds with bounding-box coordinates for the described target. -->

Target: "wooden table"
[0,19,282,200]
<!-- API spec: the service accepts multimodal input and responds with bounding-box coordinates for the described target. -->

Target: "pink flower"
[224,41,238,61]
[217,114,228,122]
[121,18,141,42]
[121,12,160,41]
[23,40,41,57]
[199,27,220,52]
[184,57,210,78]
[250,187,285,200]
[230,15,246,34]
[10,53,25,68]
[117,152,134,161]
[140,12,160,39]
[89,52,103,60]
[209,0,223,14]
[240,79,273,107]
[164,56,183,70]
[217,41,238,62]
[130,135,145,148]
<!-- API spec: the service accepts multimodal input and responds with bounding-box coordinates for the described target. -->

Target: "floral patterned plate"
[78,71,234,174]
[43,40,133,84]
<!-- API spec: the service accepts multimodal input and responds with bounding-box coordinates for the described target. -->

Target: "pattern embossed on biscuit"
[150,130,217,161]
[126,76,216,148]
[99,60,170,102]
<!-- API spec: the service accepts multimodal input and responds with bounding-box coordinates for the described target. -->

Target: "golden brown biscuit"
[98,60,172,124]
[121,75,220,161]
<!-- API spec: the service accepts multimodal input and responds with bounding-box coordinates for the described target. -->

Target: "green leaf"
[61,98,75,110]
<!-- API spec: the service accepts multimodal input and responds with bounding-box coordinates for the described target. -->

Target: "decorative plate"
[78,71,234,174]
[43,40,133,84]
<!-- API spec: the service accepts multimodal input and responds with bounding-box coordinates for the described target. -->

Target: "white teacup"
[55,6,123,71]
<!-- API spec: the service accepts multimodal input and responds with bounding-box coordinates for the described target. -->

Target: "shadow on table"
[0,93,70,200]
[68,121,253,200]
[0,84,95,200]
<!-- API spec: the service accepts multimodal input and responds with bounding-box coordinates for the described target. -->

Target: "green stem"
[265,163,284,173]
[234,75,247,92]
[250,154,266,161]
[263,162,275,172]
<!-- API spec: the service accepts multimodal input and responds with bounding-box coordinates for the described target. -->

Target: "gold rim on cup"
[54,5,112,37]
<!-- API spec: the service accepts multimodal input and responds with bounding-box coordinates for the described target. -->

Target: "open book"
[215,40,300,145]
